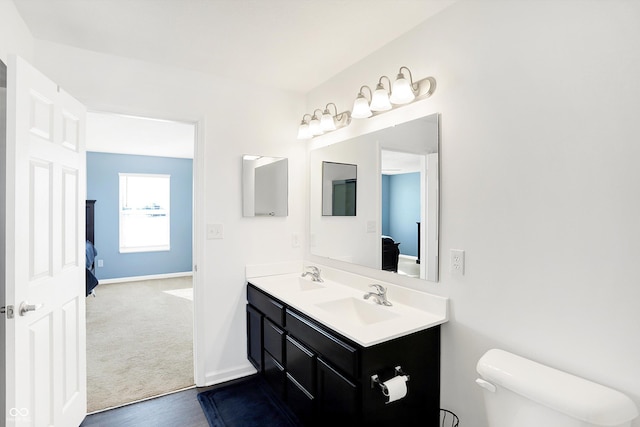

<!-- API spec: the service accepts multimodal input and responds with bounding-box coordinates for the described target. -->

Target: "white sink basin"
[315,297,399,326]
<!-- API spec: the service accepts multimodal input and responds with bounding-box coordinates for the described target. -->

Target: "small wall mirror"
[310,113,439,282]
[242,155,288,217]
[322,161,357,216]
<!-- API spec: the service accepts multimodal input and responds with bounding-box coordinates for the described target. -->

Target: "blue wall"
[87,152,193,280]
[381,172,420,257]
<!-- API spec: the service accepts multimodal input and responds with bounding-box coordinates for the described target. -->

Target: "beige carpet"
[86,276,194,413]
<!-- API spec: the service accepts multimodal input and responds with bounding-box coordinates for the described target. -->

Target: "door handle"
[19,302,43,316]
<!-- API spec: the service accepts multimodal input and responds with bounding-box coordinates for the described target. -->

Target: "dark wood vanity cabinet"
[246,283,441,426]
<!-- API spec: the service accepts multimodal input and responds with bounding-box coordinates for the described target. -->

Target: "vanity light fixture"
[297,104,351,140]
[296,66,435,139]
[352,66,436,119]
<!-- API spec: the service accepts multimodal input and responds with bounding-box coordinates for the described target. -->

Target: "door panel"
[6,55,87,427]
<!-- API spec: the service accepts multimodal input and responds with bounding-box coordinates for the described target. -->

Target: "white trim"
[192,116,206,387]
[86,384,197,415]
[204,365,257,387]
[98,271,192,285]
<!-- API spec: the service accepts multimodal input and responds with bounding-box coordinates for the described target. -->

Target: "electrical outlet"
[207,224,224,239]
[292,233,300,248]
[450,249,465,276]
[97,259,104,268]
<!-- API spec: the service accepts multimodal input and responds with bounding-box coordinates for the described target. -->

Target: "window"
[119,173,170,253]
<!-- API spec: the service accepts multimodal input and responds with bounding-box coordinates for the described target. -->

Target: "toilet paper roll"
[382,375,408,403]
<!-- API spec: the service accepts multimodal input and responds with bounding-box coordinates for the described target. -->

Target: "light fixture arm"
[377,75,392,93]
[398,66,419,94]
[336,110,351,125]
[324,102,338,116]
[324,102,351,126]
[300,113,313,124]
[359,85,373,100]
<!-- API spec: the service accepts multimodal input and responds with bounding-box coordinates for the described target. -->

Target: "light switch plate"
[207,224,224,240]
[366,220,376,233]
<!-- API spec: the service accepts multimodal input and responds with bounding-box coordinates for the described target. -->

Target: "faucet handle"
[306,265,319,273]
[369,284,386,295]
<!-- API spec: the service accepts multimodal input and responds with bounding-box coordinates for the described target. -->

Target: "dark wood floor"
[80,377,250,427]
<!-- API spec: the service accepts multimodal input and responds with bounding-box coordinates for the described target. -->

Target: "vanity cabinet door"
[286,374,314,425]
[246,304,263,371]
[285,335,315,394]
[316,358,359,423]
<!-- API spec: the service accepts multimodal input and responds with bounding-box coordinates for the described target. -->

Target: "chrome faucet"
[364,284,392,306]
[301,266,323,282]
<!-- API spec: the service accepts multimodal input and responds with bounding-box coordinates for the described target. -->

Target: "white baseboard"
[98,271,193,285]
[399,254,418,261]
[203,364,257,387]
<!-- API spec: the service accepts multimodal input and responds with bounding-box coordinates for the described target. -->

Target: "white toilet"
[476,349,638,427]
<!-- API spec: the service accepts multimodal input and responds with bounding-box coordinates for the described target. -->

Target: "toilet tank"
[476,349,638,427]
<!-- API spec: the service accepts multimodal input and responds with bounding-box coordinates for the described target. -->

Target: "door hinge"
[1,305,15,319]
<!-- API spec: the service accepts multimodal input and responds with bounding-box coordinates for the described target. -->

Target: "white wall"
[306,0,640,425]
[0,0,34,64]
[31,40,307,385]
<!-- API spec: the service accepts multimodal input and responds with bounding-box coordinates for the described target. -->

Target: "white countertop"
[247,272,448,347]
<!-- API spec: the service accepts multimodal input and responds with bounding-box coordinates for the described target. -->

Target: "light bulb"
[320,109,336,131]
[352,93,372,118]
[297,122,311,139]
[390,72,416,104]
[370,83,392,111]
[309,115,323,136]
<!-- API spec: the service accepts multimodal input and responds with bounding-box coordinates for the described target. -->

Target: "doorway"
[85,112,197,412]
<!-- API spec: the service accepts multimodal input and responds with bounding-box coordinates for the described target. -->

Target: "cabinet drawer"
[263,319,285,365]
[286,309,358,378]
[247,284,285,326]
[286,335,315,395]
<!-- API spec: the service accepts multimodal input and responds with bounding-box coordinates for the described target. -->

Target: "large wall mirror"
[242,155,288,217]
[309,113,439,282]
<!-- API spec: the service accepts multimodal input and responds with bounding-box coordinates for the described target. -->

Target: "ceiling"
[87,112,195,158]
[12,0,455,93]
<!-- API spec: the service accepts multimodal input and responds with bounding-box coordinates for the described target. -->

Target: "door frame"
[85,109,207,387]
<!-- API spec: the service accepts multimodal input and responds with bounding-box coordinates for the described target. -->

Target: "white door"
[5,55,87,426]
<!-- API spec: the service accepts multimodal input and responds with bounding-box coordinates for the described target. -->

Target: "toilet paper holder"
[371,365,410,392]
